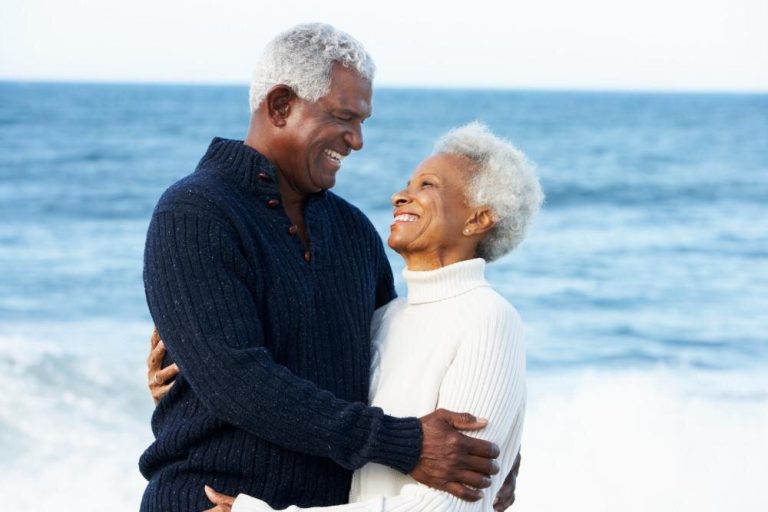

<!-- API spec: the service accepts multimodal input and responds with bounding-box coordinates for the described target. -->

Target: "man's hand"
[410,409,500,501]
[203,485,235,512]
[493,451,521,511]
[147,327,180,405]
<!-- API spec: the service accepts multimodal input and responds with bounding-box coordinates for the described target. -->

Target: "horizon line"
[1,77,767,95]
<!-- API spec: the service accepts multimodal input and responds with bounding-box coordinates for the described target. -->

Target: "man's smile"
[323,148,346,166]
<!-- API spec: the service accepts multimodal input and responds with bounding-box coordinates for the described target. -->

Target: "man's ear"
[264,85,295,127]
[463,207,496,237]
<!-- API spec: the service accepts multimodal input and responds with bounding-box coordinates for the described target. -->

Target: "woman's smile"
[387,153,479,270]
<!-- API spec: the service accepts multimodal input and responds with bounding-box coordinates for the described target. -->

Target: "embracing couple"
[141,23,542,512]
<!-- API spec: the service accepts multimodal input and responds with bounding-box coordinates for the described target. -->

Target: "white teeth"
[394,214,418,222]
[324,149,345,162]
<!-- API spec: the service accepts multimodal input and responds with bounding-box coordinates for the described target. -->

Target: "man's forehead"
[323,66,373,116]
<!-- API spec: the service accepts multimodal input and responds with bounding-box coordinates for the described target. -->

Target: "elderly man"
[141,23,517,512]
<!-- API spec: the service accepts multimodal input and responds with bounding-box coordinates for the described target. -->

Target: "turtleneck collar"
[403,258,489,305]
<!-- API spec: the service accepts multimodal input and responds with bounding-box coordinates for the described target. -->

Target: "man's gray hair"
[249,23,375,112]
[435,122,544,262]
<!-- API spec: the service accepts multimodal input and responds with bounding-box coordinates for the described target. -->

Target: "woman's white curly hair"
[249,23,375,112]
[435,122,544,262]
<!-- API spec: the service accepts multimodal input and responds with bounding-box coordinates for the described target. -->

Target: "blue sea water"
[1,82,767,510]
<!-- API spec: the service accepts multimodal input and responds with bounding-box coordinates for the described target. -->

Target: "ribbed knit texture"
[140,138,423,511]
[232,259,527,512]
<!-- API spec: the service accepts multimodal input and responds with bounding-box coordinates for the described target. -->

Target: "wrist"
[364,415,423,474]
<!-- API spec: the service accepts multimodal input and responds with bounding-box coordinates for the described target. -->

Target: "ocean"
[1,82,766,510]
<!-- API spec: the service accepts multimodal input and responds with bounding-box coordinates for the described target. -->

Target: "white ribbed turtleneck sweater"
[234,259,527,512]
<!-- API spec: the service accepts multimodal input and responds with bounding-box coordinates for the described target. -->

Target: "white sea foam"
[1,332,766,511]
[516,370,768,512]
[0,328,155,510]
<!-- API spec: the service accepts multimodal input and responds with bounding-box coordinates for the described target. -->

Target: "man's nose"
[344,123,364,151]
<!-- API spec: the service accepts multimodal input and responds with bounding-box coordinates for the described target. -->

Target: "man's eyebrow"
[337,108,368,118]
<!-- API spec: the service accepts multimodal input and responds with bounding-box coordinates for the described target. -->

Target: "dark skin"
[494,452,522,511]
[148,64,522,509]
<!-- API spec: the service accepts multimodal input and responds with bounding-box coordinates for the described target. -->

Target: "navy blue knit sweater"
[140,138,423,511]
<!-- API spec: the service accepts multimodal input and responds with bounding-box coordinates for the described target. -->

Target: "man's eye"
[335,114,352,121]
[421,181,433,188]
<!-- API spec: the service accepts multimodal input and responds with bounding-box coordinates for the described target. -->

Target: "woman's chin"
[386,235,406,254]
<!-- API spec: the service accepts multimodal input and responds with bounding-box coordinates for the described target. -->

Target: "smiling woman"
[389,152,488,270]
[389,123,543,270]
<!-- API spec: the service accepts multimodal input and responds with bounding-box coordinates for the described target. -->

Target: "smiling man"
[140,24,507,511]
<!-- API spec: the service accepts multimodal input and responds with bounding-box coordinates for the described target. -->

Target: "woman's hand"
[203,485,236,512]
[147,327,180,404]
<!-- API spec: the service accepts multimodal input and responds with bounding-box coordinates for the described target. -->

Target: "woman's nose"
[391,189,410,206]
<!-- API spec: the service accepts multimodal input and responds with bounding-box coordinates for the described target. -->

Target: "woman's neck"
[400,247,477,271]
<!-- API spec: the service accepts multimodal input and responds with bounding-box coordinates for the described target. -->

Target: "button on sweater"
[140,138,423,511]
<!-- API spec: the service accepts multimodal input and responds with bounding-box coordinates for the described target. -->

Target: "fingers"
[204,485,235,507]
[414,409,501,502]
[204,485,222,504]
[152,382,175,403]
[442,482,483,502]
[150,327,161,349]
[494,453,521,510]
[147,339,167,370]
[493,454,521,511]
[493,477,516,511]
[148,336,178,404]
[463,435,500,459]
[493,488,514,511]
[454,469,493,489]
[441,410,488,431]
[150,364,178,404]
[462,454,500,477]
[155,363,180,384]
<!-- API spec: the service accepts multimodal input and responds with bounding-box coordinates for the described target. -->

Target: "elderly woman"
[151,122,542,512]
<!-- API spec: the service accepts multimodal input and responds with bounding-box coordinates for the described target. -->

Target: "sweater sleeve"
[230,300,527,512]
[144,208,422,473]
[373,234,397,309]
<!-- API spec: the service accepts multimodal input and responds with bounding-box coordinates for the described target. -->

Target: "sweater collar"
[198,137,280,194]
[403,258,489,305]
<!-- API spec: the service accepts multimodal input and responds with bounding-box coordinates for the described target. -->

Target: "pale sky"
[1,0,767,91]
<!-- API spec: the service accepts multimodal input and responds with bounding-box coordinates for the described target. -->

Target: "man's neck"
[244,116,312,244]
[244,112,276,163]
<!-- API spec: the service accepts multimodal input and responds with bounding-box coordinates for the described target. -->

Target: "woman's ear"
[264,85,295,127]
[463,207,496,237]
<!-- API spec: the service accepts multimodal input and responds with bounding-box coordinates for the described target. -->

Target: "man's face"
[280,64,372,193]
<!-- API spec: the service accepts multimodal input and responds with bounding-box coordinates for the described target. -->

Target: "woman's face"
[388,153,476,265]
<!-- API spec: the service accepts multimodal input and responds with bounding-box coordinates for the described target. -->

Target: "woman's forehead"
[412,153,475,179]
